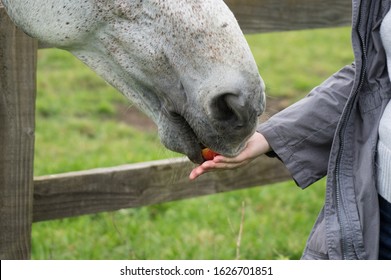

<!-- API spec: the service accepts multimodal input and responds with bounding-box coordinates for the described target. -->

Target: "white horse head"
[3,0,265,163]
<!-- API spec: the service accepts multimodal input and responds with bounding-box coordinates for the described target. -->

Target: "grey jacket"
[258,0,391,259]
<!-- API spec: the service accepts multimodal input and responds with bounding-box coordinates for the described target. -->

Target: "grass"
[31,27,353,259]
[247,27,353,100]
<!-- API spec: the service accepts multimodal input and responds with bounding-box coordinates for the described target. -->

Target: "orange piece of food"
[202,148,219,160]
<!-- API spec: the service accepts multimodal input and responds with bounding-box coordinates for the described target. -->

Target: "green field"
[32,27,353,259]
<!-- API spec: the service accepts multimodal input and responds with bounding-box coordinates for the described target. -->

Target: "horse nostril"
[210,93,248,128]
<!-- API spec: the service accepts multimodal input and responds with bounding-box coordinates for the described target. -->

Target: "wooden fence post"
[0,8,37,259]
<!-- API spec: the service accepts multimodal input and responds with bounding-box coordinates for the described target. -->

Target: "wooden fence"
[0,0,352,259]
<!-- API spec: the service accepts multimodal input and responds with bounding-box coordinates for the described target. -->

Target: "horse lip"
[188,152,204,165]
[160,103,249,163]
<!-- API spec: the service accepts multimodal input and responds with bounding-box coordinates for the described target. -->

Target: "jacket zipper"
[334,2,367,259]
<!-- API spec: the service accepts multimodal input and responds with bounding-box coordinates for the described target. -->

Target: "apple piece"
[202,148,219,160]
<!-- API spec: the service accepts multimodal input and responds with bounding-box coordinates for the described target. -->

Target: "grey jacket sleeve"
[257,64,355,189]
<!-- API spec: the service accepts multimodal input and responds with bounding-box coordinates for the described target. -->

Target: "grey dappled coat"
[258,0,391,259]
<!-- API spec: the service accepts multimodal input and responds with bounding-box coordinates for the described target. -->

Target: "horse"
[2,0,265,164]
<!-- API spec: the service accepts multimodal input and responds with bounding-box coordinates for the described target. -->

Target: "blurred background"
[32,27,353,259]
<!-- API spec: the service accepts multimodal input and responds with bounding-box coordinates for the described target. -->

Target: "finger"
[189,161,217,180]
[189,158,250,180]
[189,168,203,180]
[212,160,250,170]
[189,165,215,180]
[213,152,251,164]
[199,158,249,171]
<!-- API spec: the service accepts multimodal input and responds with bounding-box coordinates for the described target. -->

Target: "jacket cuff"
[257,121,320,189]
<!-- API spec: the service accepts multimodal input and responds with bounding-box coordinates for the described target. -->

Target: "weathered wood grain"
[33,156,290,222]
[0,9,37,259]
[1,0,353,50]
[0,0,351,34]
[224,0,352,33]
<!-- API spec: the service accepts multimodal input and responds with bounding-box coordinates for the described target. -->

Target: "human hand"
[189,132,271,180]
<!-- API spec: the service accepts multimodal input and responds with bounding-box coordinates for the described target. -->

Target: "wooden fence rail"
[0,0,352,259]
[33,156,290,222]
[225,0,351,33]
